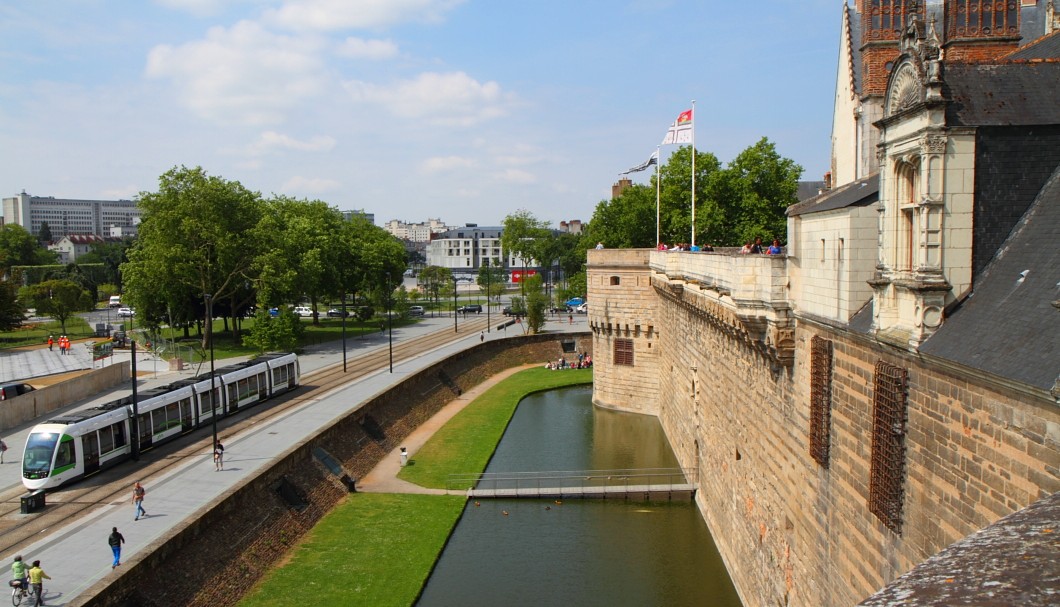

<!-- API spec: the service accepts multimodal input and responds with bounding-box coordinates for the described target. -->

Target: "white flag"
[621,150,659,175]
[661,108,693,145]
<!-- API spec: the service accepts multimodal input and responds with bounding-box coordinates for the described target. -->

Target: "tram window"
[166,402,179,429]
[55,439,75,469]
[113,423,126,448]
[100,426,114,452]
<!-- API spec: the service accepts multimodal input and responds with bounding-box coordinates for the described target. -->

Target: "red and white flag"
[661,109,693,145]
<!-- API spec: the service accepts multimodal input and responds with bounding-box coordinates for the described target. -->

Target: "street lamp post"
[452,275,459,333]
[341,292,347,373]
[484,258,491,333]
[130,340,139,461]
[204,293,217,452]
[386,273,393,373]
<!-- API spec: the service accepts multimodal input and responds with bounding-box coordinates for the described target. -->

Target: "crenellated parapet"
[649,250,795,367]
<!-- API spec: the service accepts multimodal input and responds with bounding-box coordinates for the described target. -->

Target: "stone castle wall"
[589,250,1059,607]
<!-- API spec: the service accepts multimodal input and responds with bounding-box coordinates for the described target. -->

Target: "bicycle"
[9,580,30,607]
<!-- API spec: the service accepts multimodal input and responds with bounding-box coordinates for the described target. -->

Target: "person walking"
[108,527,125,568]
[28,560,50,606]
[47,335,53,351]
[132,482,147,520]
[0,438,7,464]
[213,441,224,471]
[11,555,28,594]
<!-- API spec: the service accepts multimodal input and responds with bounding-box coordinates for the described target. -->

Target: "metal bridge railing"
[446,467,696,494]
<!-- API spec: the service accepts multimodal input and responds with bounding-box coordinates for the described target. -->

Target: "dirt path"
[357,363,538,495]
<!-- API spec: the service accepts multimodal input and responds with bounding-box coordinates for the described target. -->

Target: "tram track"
[0,315,498,557]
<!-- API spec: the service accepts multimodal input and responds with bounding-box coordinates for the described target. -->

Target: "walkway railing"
[447,468,697,500]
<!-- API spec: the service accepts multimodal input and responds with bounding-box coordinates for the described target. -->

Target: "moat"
[416,385,742,606]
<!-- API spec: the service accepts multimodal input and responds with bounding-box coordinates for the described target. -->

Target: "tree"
[477,258,505,305]
[583,184,658,249]
[78,240,132,289]
[0,275,24,330]
[19,279,94,333]
[38,222,53,243]
[242,308,303,353]
[123,166,265,347]
[522,274,547,334]
[0,224,45,270]
[719,137,802,245]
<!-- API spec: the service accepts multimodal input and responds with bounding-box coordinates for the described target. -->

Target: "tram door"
[81,433,100,475]
[138,412,153,450]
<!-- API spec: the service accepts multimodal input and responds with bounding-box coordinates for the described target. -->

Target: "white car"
[117,307,135,318]
[293,306,313,317]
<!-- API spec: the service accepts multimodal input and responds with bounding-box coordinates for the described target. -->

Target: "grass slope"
[398,367,592,489]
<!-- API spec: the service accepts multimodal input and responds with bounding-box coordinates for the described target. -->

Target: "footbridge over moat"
[449,468,697,501]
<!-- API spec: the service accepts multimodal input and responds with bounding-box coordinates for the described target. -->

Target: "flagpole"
[690,99,696,248]
[655,145,661,247]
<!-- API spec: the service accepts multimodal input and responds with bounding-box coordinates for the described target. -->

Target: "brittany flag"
[661,109,693,145]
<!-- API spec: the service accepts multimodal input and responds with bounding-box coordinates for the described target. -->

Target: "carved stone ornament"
[923,135,946,154]
[888,64,922,115]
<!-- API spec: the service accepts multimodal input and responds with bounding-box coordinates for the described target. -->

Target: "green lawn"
[0,317,93,348]
[399,367,593,489]
[240,366,593,607]
[238,493,466,607]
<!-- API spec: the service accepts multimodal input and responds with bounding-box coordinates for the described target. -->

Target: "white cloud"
[264,0,465,31]
[335,37,398,60]
[498,168,536,184]
[249,131,337,155]
[145,20,326,125]
[100,185,142,200]
[344,71,509,127]
[420,155,476,173]
[154,0,229,17]
[280,175,341,194]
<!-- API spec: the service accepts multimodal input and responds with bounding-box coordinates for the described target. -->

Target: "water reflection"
[416,386,741,607]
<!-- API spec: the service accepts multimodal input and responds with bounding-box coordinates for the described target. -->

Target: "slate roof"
[1006,29,1060,60]
[942,62,1060,126]
[787,173,878,217]
[797,181,827,202]
[920,164,1060,393]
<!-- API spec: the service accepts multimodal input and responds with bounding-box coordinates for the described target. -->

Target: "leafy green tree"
[477,258,505,306]
[242,308,303,353]
[522,274,547,334]
[78,240,131,289]
[124,166,265,347]
[38,222,53,243]
[0,275,24,330]
[583,184,658,249]
[720,137,802,245]
[19,279,95,333]
[0,224,45,270]
[418,266,452,316]
[659,146,723,247]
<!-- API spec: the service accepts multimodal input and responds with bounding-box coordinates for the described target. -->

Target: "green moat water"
[416,385,742,606]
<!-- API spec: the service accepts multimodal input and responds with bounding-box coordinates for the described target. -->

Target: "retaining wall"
[1,364,130,431]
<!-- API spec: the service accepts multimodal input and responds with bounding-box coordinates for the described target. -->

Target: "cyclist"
[10,555,27,592]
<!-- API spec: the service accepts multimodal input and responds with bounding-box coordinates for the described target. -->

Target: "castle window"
[870,361,908,534]
[951,0,1020,37]
[614,338,634,366]
[895,160,919,271]
[809,336,833,468]
[610,276,620,286]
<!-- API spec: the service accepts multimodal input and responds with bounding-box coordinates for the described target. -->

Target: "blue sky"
[0,0,840,227]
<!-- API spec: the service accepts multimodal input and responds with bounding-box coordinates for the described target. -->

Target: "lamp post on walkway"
[386,272,393,373]
[452,274,459,334]
[204,293,217,451]
[484,258,491,333]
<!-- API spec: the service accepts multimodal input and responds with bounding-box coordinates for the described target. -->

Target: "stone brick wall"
[588,250,1059,607]
[75,333,590,607]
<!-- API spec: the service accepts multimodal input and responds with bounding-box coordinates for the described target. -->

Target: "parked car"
[575,303,588,314]
[408,305,425,316]
[565,297,585,307]
[0,382,36,400]
[117,307,135,318]
[326,308,349,318]
[108,295,122,308]
[502,306,521,316]
[293,306,313,317]
[458,304,483,314]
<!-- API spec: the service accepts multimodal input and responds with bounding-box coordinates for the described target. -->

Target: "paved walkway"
[357,363,538,495]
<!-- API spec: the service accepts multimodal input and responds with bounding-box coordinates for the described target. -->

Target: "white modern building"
[2,192,140,239]
[384,218,449,242]
[425,225,536,273]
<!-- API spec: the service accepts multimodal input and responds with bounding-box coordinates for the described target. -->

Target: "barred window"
[870,361,909,534]
[614,338,634,366]
[809,336,833,468]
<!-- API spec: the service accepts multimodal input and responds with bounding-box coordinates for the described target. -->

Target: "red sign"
[510,270,538,283]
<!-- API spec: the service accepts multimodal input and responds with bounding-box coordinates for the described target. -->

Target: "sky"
[0,0,841,228]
